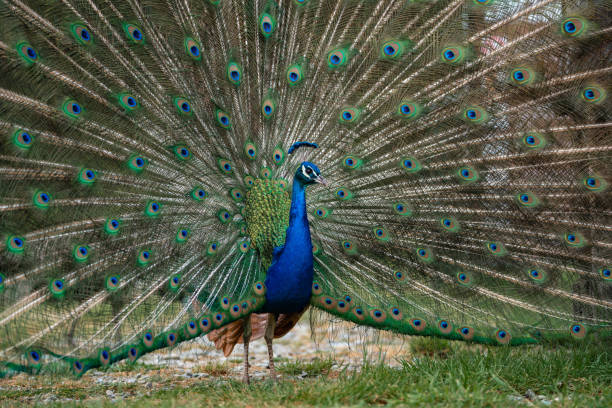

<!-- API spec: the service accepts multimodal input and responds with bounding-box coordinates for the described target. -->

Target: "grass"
[277,357,335,377]
[0,337,610,407]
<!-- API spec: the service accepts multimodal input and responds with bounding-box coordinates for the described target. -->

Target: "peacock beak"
[314,175,327,186]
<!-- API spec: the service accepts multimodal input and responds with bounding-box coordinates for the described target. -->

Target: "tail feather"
[0,0,610,378]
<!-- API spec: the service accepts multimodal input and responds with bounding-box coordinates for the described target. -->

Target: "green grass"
[1,339,610,407]
[277,356,335,377]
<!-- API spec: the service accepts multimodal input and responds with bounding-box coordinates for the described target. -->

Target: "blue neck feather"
[262,178,314,314]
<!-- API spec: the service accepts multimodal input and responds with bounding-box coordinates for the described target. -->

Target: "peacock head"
[295,161,327,186]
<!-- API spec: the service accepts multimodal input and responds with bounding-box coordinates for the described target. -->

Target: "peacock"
[0,0,610,384]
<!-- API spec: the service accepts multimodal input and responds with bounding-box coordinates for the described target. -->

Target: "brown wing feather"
[207,308,308,357]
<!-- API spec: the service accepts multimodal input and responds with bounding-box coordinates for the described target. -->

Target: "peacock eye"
[306,167,313,175]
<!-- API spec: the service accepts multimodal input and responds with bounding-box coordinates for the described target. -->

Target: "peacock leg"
[242,315,252,384]
[264,313,278,381]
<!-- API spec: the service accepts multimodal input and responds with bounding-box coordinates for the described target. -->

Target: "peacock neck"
[261,178,314,314]
[286,180,310,246]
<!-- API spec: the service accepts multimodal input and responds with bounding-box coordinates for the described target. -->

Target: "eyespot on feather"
[184,37,202,60]
[286,63,304,85]
[217,209,232,223]
[582,175,607,192]
[440,217,460,232]
[410,318,427,332]
[227,61,242,85]
[72,360,85,376]
[128,346,140,362]
[118,93,140,111]
[27,350,42,367]
[105,274,120,291]
[437,319,453,335]
[369,309,387,323]
[373,227,389,242]
[165,331,178,347]
[169,274,181,291]
[339,107,361,124]
[581,86,606,104]
[259,13,276,38]
[70,23,93,45]
[176,228,189,243]
[341,240,358,255]
[390,307,403,321]
[172,145,191,160]
[563,232,586,248]
[342,155,362,170]
[335,187,353,201]
[78,168,96,185]
[313,207,331,219]
[144,200,161,217]
[206,241,220,256]
[253,281,266,296]
[458,326,475,340]
[397,101,421,119]
[394,270,406,281]
[262,98,277,118]
[570,323,586,339]
[441,46,466,64]
[49,278,66,298]
[73,244,91,263]
[516,192,539,207]
[186,319,199,337]
[215,109,231,129]
[16,42,39,64]
[238,240,250,253]
[495,329,512,344]
[393,202,412,216]
[561,17,588,38]
[127,154,148,172]
[526,268,547,283]
[510,67,535,86]
[485,241,506,256]
[272,147,286,165]
[456,166,479,183]
[199,316,212,333]
[521,132,547,150]
[320,296,336,310]
[244,175,255,188]
[33,190,51,209]
[62,99,84,118]
[462,106,488,123]
[400,157,422,173]
[260,167,272,179]
[137,249,153,266]
[13,129,34,149]
[456,271,474,287]
[123,23,145,44]
[352,306,366,321]
[98,349,111,366]
[244,141,257,160]
[327,47,350,68]
[217,158,233,174]
[173,97,193,116]
[191,187,207,202]
[336,300,350,313]
[7,235,25,254]
[213,312,226,327]
[416,247,433,263]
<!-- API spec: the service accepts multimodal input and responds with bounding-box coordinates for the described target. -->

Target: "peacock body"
[0,0,610,380]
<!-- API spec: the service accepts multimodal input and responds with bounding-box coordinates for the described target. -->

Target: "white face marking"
[301,165,310,179]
